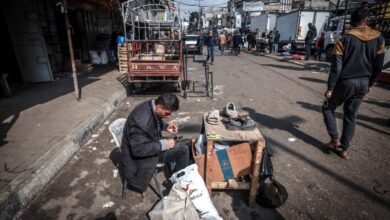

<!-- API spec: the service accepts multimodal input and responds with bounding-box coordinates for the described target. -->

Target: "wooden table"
[202,113,265,207]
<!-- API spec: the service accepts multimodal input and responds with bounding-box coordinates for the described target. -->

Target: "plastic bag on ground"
[89,50,101,64]
[100,51,108,64]
[170,164,223,220]
[149,183,200,220]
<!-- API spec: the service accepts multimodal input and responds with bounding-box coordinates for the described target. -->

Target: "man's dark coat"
[120,101,163,192]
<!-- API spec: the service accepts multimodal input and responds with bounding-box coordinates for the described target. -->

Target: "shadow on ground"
[223,190,285,220]
[265,136,390,209]
[242,107,329,154]
[298,77,327,84]
[262,64,307,71]
[296,101,390,136]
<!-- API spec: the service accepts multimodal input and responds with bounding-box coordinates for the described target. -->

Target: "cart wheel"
[127,84,136,96]
[176,82,182,93]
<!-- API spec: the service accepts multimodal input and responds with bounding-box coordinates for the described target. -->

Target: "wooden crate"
[117,44,127,52]
[117,44,128,73]
[192,140,253,182]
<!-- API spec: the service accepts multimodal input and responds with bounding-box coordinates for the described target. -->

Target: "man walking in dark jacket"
[120,93,190,192]
[322,6,385,159]
[305,23,317,60]
[205,30,217,64]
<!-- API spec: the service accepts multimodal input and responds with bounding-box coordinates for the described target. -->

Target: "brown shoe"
[339,150,349,159]
[324,139,341,149]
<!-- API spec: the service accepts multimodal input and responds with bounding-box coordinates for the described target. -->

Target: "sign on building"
[243,1,264,12]
[235,14,241,28]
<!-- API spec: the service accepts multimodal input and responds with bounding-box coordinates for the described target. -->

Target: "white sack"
[170,164,223,220]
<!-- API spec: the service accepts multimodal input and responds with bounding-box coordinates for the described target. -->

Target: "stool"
[152,163,165,198]
[122,163,165,199]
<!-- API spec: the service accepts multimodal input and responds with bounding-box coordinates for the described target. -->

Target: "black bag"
[260,147,273,178]
[256,148,288,208]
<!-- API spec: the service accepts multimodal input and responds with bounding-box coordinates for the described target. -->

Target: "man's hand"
[368,87,372,93]
[166,139,175,150]
[324,90,332,99]
[166,123,178,134]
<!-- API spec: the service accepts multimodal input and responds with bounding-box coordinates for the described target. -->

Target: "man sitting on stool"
[119,93,190,193]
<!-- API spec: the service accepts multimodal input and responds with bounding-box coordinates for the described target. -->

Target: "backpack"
[256,148,288,208]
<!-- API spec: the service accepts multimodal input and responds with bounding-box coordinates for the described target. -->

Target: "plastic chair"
[108,118,164,199]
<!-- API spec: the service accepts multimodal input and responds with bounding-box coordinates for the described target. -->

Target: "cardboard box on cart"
[191,139,255,182]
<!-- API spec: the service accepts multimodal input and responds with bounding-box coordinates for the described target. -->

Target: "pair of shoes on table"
[220,102,256,131]
[324,139,349,159]
[225,115,257,131]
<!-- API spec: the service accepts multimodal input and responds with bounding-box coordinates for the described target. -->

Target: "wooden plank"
[206,140,214,194]
[118,54,127,57]
[212,182,250,189]
[248,140,265,207]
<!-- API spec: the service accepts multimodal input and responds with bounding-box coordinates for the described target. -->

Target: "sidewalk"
[0,66,127,219]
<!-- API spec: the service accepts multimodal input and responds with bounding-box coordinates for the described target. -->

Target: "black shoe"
[225,117,242,130]
[239,116,257,131]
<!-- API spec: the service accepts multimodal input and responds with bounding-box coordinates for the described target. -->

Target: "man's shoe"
[324,140,341,149]
[339,150,349,159]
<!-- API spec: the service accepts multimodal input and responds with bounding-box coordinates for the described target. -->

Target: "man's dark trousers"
[207,47,214,63]
[305,44,311,60]
[158,141,190,173]
[322,78,369,150]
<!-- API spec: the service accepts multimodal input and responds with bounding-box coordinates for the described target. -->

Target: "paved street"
[21,53,390,219]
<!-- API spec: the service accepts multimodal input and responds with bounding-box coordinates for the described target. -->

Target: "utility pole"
[198,0,204,31]
[198,0,201,30]
[63,0,80,100]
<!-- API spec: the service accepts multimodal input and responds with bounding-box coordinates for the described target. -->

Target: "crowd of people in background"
[193,25,332,62]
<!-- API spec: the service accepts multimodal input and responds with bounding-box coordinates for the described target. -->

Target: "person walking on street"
[314,32,325,60]
[218,32,227,55]
[268,31,274,53]
[305,23,317,60]
[232,31,243,55]
[205,30,217,64]
[119,93,191,192]
[322,6,384,159]
[251,31,257,52]
[274,31,280,53]
[196,31,204,55]
[247,31,253,51]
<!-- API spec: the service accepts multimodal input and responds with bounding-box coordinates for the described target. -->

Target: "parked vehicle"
[250,13,277,33]
[323,16,344,61]
[121,1,183,93]
[276,10,330,50]
[323,0,389,62]
[183,35,199,54]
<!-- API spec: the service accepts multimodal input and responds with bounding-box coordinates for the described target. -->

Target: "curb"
[0,89,127,220]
